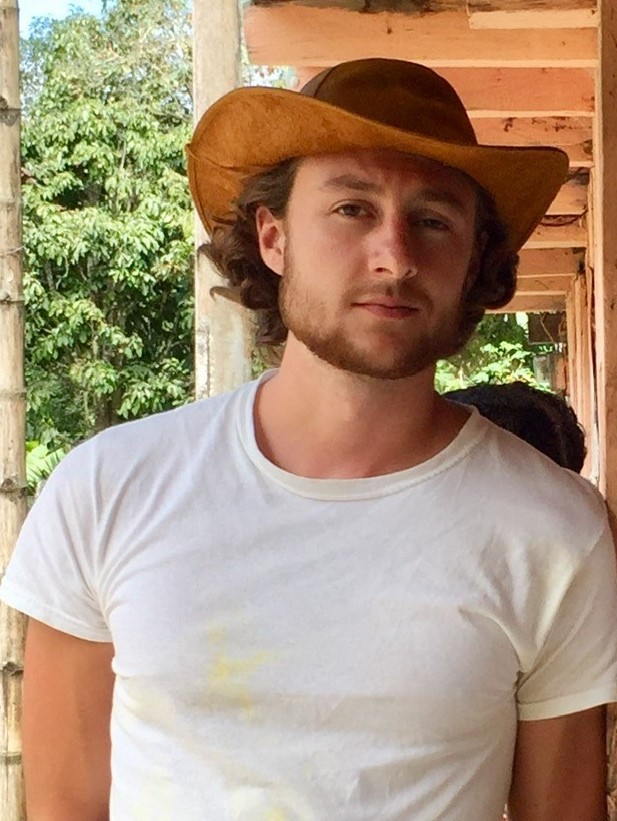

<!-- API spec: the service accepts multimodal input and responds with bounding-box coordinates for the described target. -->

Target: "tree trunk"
[0,1,26,818]
[192,0,253,399]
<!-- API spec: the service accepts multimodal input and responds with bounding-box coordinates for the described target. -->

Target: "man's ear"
[256,206,286,277]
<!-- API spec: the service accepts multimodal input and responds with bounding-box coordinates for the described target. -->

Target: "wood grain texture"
[193,0,253,398]
[244,5,597,67]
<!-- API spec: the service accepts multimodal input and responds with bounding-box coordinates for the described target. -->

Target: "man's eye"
[334,203,369,218]
[415,217,449,231]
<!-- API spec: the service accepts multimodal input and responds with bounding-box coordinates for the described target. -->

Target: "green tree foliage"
[436,313,551,393]
[22,0,194,448]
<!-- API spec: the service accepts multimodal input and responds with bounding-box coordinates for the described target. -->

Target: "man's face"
[256,150,480,380]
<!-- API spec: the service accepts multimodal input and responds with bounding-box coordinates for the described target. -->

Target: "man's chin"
[306,343,439,382]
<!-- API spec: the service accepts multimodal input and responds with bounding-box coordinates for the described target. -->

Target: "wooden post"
[0,0,26,818]
[595,1,617,505]
[192,0,253,398]
[595,2,617,816]
[566,272,596,480]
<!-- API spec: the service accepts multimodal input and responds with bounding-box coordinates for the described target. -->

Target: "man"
[2,59,617,820]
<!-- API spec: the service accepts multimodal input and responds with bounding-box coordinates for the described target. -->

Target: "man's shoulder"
[475,418,607,542]
[52,379,256,485]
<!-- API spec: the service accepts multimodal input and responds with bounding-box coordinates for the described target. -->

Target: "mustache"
[351,283,432,308]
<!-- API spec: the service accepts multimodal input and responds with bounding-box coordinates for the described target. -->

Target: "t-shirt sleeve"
[0,441,111,642]
[517,518,617,720]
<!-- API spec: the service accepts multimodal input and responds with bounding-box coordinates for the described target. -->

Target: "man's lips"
[353,300,419,319]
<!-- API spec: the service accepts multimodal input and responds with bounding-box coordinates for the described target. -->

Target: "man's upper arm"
[22,618,114,821]
[508,707,608,821]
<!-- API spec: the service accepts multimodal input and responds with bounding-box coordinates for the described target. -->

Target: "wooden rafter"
[244,6,597,68]
[546,171,588,216]
[515,275,575,294]
[467,0,597,30]
[471,117,592,167]
[525,221,587,249]
[491,294,567,312]
[517,248,585,277]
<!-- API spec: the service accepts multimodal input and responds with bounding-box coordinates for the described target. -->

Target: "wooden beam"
[440,67,594,116]
[471,116,593,167]
[524,221,587,249]
[517,248,585,278]
[467,0,597,30]
[490,294,567,313]
[251,1,462,10]
[589,0,617,773]
[516,275,575,294]
[547,172,588,216]
[565,270,594,475]
[193,0,252,398]
[244,6,597,68]
[293,67,595,115]
[471,115,592,145]
[547,172,589,216]
[593,0,617,513]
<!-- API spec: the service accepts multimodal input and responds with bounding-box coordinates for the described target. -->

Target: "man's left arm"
[508,706,608,821]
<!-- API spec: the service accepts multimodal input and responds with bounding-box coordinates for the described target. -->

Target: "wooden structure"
[193,0,617,813]
[192,0,254,398]
[0,1,26,818]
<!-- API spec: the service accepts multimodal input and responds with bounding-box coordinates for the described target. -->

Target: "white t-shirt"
[2,376,617,820]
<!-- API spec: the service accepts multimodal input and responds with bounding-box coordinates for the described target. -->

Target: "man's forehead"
[293,149,479,205]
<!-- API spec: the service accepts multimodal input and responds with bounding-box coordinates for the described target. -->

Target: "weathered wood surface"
[524,221,587,249]
[0,0,26,817]
[517,248,585,277]
[592,5,617,813]
[566,270,595,476]
[193,0,253,398]
[547,171,588,216]
[252,0,463,9]
[467,0,597,29]
[471,116,593,167]
[491,293,566,312]
[515,275,574,294]
[244,5,597,67]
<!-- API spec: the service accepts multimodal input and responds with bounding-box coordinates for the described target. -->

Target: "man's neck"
[253,347,470,480]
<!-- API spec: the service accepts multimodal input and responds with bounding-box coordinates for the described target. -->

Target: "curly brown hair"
[203,158,518,350]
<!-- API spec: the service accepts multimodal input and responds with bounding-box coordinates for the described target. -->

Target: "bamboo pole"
[0,0,26,818]
[192,0,253,398]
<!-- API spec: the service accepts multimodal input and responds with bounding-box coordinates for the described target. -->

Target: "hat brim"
[187,86,569,252]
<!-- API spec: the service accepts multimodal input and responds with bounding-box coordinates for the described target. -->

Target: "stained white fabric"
[2,375,617,820]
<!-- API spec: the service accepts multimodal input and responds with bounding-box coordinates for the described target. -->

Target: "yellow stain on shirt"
[264,809,288,821]
[206,625,272,720]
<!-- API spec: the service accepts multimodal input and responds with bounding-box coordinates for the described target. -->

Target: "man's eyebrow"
[319,175,382,194]
[414,189,472,216]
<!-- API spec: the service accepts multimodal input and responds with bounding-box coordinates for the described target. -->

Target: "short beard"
[279,258,475,382]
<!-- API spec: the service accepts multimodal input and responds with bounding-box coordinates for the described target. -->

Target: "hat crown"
[300,59,477,147]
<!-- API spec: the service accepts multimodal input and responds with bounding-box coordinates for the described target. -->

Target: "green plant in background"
[25,441,69,496]
[436,313,554,393]
[22,0,194,449]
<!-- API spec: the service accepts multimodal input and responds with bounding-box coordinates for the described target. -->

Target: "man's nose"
[370,214,418,280]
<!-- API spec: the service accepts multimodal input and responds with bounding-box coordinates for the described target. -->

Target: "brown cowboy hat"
[186,58,568,252]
